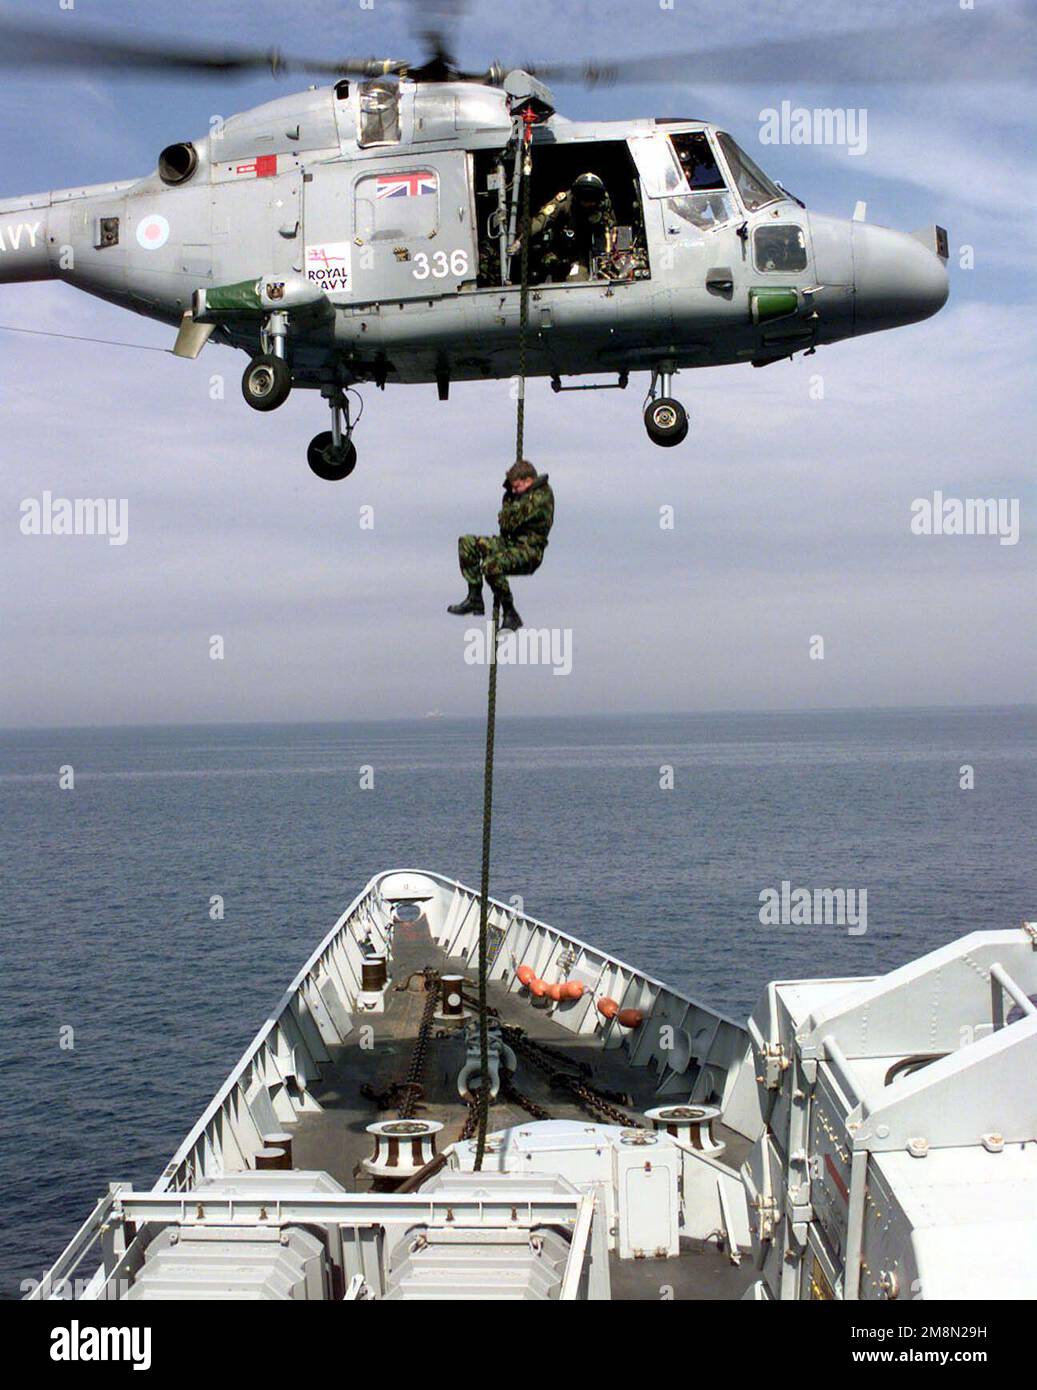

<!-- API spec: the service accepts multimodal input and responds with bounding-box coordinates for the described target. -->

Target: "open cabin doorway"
[473,139,650,289]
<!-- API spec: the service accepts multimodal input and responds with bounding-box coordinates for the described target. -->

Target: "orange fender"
[597,997,619,1020]
[618,1008,644,1029]
[517,964,536,988]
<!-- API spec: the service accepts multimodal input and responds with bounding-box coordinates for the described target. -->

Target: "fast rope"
[474,108,536,1171]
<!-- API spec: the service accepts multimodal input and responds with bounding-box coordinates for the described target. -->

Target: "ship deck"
[288,916,755,1300]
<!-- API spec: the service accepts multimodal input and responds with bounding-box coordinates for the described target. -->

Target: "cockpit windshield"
[670,132,726,191]
[715,132,785,211]
[628,130,738,233]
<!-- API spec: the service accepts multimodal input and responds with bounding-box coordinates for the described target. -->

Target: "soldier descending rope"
[447,460,555,633]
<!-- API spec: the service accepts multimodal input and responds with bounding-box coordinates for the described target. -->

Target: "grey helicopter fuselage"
[0,74,949,448]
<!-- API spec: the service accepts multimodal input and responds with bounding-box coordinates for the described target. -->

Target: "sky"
[0,0,1034,726]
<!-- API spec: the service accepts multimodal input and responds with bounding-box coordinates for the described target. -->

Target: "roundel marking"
[136,214,171,251]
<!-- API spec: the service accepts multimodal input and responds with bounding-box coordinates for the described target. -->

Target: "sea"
[1,706,1033,1298]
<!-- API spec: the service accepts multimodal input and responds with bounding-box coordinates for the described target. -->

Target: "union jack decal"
[376,170,437,199]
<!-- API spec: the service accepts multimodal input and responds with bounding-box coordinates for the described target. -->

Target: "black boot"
[498,598,523,632]
[447,584,485,616]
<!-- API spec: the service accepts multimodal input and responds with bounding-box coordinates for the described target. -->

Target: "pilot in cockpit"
[672,132,725,191]
[670,132,733,231]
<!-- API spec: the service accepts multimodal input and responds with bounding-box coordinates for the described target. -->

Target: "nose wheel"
[308,385,362,481]
[242,313,294,412]
[242,354,293,412]
[644,366,688,447]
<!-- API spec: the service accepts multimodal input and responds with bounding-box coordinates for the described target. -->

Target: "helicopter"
[5,10,1006,483]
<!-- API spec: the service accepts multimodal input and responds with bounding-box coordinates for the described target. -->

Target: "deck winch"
[362,1119,444,1182]
[645,1103,725,1155]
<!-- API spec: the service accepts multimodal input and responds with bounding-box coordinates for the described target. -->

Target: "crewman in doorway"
[525,172,617,282]
[447,460,555,632]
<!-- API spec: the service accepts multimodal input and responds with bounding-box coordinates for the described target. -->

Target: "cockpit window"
[715,132,784,211]
[670,132,726,191]
[626,134,685,197]
[754,224,808,272]
[359,80,401,146]
[630,130,739,232]
[667,189,737,233]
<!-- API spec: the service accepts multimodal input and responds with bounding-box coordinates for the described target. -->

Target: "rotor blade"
[524,6,1037,86]
[0,20,405,79]
[405,0,470,44]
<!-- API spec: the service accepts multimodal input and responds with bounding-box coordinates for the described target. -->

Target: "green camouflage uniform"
[530,189,617,282]
[459,474,555,604]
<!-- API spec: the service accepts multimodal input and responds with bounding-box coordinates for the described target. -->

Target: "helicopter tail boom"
[0,196,52,284]
[0,178,136,285]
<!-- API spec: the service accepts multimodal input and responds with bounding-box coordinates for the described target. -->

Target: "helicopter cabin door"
[303,151,476,305]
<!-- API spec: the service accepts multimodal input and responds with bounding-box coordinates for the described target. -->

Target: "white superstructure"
[744,924,1037,1300]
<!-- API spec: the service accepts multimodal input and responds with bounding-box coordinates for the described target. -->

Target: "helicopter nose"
[851,222,949,336]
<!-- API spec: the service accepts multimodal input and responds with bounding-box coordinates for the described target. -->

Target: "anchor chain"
[460,1093,481,1142]
[398,967,440,1120]
[359,1079,421,1112]
[499,1024,592,1079]
[460,988,644,1129]
[502,1025,645,1129]
[500,1072,553,1122]
[361,968,440,1119]
[551,1073,644,1129]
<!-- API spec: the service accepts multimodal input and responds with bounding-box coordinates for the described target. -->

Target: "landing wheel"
[644,397,688,447]
[242,354,292,412]
[307,431,358,481]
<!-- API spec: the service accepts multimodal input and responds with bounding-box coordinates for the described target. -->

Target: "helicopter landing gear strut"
[307,386,360,482]
[242,313,293,412]
[644,364,688,447]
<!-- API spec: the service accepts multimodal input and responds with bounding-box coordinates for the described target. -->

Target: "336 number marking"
[412,249,469,280]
